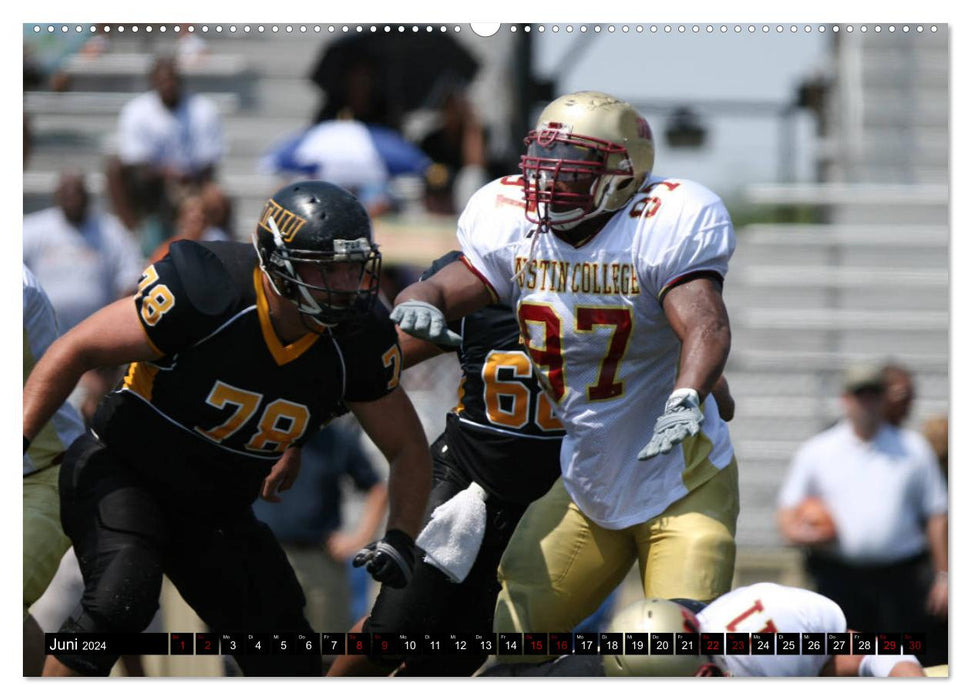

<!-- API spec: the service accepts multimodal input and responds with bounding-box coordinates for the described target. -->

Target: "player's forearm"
[674,321,730,400]
[356,483,389,543]
[23,336,94,441]
[384,443,432,539]
[398,331,445,369]
[394,260,492,321]
[395,280,447,311]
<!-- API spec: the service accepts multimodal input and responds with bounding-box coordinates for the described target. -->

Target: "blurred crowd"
[23,31,511,333]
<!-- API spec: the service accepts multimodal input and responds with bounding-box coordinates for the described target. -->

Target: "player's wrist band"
[23,436,30,454]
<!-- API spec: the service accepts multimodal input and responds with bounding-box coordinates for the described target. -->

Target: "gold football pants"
[494,459,738,660]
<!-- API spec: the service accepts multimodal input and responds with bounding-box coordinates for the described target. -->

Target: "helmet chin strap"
[549,175,618,232]
[547,207,587,231]
[299,311,334,333]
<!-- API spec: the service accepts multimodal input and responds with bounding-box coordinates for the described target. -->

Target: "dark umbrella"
[309,33,479,128]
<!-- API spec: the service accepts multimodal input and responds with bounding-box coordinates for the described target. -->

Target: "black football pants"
[55,432,321,676]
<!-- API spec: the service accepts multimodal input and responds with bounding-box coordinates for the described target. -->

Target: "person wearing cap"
[775,362,948,665]
[881,362,917,428]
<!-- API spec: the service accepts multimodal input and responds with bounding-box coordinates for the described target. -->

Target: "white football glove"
[638,388,704,460]
[389,300,462,346]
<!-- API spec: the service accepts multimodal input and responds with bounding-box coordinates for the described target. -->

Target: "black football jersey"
[423,252,564,504]
[92,240,401,508]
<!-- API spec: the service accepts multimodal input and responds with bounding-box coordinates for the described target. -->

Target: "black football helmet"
[253,180,381,327]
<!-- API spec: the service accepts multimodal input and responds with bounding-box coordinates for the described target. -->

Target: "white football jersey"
[458,174,736,528]
[23,265,85,476]
[697,582,847,677]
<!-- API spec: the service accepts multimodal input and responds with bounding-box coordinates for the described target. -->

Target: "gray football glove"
[638,388,704,460]
[389,300,462,346]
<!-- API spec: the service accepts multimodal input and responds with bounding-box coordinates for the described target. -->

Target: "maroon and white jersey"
[698,582,846,676]
[457,174,736,528]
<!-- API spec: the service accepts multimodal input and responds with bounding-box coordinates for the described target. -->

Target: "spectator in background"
[23,171,144,333]
[882,362,916,428]
[252,424,387,652]
[776,362,948,665]
[260,119,430,219]
[148,189,232,264]
[105,55,223,256]
[265,44,432,219]
[23,171,145,424]
[309,46,393,129]
[419,83,488,215]
[200,181,234,240]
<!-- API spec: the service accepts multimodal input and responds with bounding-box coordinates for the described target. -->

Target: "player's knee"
[83,545,163,633]
[691,527,737,568]
[494,582,537,634]
[497,546,538,585]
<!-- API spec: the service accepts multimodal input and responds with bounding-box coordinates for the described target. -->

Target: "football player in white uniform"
[483,585,927,677]
[615,585,926,677]
[391,90,738,655]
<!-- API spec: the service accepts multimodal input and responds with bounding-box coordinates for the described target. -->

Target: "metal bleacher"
[725,28,949,575]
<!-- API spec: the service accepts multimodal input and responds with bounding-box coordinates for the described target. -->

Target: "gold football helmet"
[520,91,655,232]
[602,598,724,677]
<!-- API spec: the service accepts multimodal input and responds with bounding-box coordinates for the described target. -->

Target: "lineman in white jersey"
[390,91,738,656]
[697,582,921,677]
[607,585,925,677]
[484,585,926,676]
[23,264,86,674]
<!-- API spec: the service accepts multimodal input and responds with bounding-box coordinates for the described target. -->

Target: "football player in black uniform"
[22,181,432,677]
[328,250,567,677]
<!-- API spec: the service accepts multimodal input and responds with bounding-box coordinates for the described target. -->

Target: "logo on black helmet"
[258,199,307,243]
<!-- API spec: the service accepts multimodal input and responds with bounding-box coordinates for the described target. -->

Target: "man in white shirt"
[105,55,224,254]
[777,362,948,665]
[388,91,739,660]
[23,172,144,333]
[24,171,145,421]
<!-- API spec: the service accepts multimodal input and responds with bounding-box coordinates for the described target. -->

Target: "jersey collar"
[253,268,319,365]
